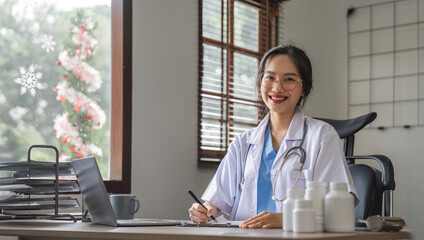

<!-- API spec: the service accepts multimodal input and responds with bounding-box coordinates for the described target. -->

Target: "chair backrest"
[315,112,377,158]
[314,112,394,219]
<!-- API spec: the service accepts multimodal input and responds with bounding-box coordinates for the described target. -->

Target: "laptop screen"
[71,157,118,226]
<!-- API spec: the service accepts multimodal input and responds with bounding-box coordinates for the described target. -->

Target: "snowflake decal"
[14,64,44,96]
[40,34,56,53]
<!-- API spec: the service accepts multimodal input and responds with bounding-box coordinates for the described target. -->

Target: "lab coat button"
[271,169,277,175]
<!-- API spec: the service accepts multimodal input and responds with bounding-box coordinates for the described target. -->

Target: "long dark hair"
[256,45,313,117]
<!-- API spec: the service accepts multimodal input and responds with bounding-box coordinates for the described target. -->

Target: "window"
[107,0,132,193]
[0,0,131,193]
[198,0,280,165]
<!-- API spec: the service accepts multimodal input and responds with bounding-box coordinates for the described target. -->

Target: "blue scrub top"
[257,124,278,213]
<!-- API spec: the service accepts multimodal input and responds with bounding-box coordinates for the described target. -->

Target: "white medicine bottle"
[305,181,327,232]
[324,182,354,232]
[293,199,315,233]
[282,189,304,232]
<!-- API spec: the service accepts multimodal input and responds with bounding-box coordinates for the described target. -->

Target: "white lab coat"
[202,111,358,221]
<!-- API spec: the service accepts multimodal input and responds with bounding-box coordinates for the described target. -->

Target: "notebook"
[71,157,181,227]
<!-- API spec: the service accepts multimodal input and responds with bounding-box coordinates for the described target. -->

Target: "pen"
[188,189,218,223]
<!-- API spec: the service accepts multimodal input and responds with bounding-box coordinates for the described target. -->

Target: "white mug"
[109,194,140,220]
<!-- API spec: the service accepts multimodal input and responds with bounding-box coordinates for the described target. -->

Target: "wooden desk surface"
[0,219,412,240]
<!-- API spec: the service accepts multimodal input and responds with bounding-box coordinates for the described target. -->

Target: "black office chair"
[315,112,395,220]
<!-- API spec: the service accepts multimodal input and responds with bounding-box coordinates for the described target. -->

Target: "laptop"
[71,157,181,227]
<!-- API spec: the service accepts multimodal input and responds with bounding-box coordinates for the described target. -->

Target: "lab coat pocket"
[289,169,313,189]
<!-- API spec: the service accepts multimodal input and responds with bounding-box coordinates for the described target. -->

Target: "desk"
[0,220,412,240]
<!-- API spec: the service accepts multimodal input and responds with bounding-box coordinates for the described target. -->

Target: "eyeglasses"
[260,72,303,91]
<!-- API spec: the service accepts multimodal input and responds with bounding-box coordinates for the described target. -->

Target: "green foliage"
[0,1,111,178]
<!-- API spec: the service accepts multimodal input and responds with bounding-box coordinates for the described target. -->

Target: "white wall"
[132,0,215,220]
[283,0,424,239]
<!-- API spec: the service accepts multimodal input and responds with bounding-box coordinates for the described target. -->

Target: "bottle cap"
[295,199,313,208]
[330,182,348,191]
[287,189,305,199]
[306,181,328,189]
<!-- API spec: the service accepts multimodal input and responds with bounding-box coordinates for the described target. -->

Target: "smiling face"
[260,54,304,117]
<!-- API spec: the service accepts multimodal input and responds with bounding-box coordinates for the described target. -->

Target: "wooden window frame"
[198,0,280,167]
[106,0,132,193]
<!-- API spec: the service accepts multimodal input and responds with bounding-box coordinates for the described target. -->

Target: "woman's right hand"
[188,201,219,223]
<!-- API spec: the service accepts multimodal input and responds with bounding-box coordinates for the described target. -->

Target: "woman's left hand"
[239,211,282,229]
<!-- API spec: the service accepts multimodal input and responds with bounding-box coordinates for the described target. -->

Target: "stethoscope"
[239,118,308,202]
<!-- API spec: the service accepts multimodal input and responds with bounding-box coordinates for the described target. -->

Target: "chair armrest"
[346,155,395,191]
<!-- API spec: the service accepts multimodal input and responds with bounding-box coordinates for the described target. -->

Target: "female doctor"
[189,45,358,228]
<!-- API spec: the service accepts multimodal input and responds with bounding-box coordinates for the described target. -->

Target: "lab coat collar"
[246,114,269,145]
[285,110,305,141]
[246,110,305,145]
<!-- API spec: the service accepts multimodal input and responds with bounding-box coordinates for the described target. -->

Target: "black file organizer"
[0,145,80,222]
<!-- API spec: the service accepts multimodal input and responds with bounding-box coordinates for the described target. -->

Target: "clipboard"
[179,222,240,228]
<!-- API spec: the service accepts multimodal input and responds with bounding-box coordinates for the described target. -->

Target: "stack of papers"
[0,161,80,216]
[180,215,243,227]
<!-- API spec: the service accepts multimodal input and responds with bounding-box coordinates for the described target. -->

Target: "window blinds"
[199,0,281,164]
